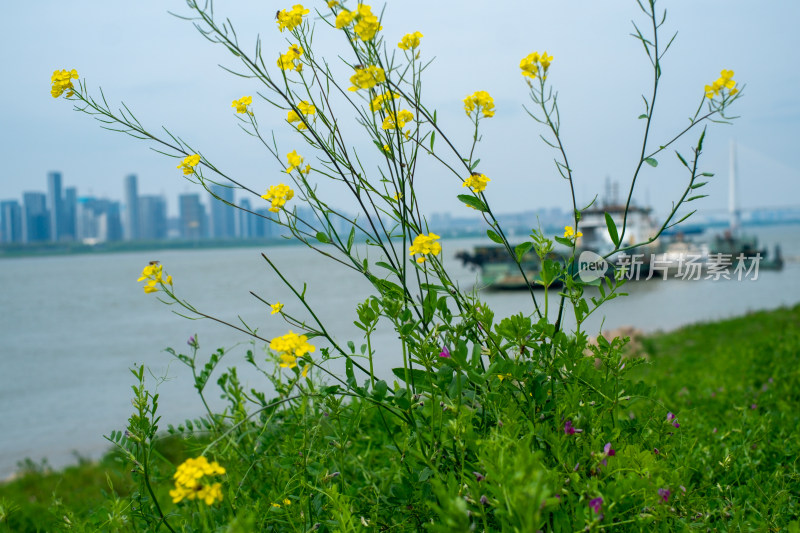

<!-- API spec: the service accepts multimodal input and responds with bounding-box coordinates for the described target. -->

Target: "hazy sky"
[2,1,799,221]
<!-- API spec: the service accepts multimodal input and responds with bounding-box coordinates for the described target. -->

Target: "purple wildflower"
[680,485,686,494]
[667,412,676,421]
[589,497,603,514]
[712,427,718,434]
[480,494,488,505]
[187,335,197,347]
[564,420,583,435]
[473,471,485,482]
[653,448,660,455]
[750,403,757,410]
[439,346,451,358]
[658,488,670,503]
[673,421,680,428]
[573,462,580,471]
[601,442,616,466]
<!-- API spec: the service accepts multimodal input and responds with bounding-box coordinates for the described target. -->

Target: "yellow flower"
[463,91,495,118]
[463,173,490,193]
[287,100,316,130]
[276,4,309,32]
[393,192,402,200]
[270,330,316,369]
[283,498,292,506]
[177,154,201,175]
[409,233,442,263]
[381,109,414,130]
[335,9,355,28]
[271,302,284,314]
[50,69,79,98]
[354,12,382,41]
[369,90,399,112]
[398,31,423,50]
[285,150,305,173]
[271,502,282,508]
[261,183,295,213]
[137,262,173,294]
[169,456,226,505]
[383,144,391,152]
[231,95,252,114]
[563,226,583,239]
[705,69,738,99]
[539,51,553,70]
[348,65,385,91]
[327,0,339,6]
[277,44,304,71]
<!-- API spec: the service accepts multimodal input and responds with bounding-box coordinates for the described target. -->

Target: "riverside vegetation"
[7,0,795,531]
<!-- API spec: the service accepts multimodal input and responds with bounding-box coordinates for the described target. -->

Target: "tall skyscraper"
[47,171,63,241]
[22,192,49,243]
[0,200,23,244]
[209,184,236,239]
[63,187,77,241]
[139,195,168,241]
[123,174,140,241]
[179,193,206,240]
[237,197,253,239]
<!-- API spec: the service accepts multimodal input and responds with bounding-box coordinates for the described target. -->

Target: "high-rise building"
[63,187,77,241]
[179,193,206,240]
[0,200,23,244]
[47,171,63,241]
[237,197,253,239]
[209,184,236,239]
[139,195,168,241]
[76,197,123,242]
[123,174,140,241]
[22,192,49,243]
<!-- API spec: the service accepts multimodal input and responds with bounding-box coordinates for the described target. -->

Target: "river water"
[1,225,799,478]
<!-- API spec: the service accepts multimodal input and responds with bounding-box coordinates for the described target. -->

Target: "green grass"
[1,306,798,531]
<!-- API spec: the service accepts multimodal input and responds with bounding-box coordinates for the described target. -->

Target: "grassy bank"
[1,306,798,531]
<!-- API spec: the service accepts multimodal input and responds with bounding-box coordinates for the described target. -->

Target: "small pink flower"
[658,488,670,503]
[439,346,451,358]
[750,403,757,410]
[653,448,660,455]
[589,497,603,514]
[564,420,583,435]
[601,443,615,466]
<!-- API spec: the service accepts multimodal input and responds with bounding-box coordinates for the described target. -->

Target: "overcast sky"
[2,1,799,221]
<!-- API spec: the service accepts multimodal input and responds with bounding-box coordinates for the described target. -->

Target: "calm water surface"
[1,225,799,477]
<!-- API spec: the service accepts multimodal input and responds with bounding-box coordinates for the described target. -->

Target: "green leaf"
[638,113,648,119]
[469,158,481,171]
[515,242,533,262]
[372,380,388,401]
[346,226,355,252]
[315,231,330,243]
[675,151,689,168]
[375,261,398,275]
[429,131,436,151]
[605,212,620,246]
[644,157,658,167]
[457,194,488,212]
[487,229,504,244]
[691,181,708,189]
[686,194,708,202]
[554,235,573,247]
[391,368,431,389]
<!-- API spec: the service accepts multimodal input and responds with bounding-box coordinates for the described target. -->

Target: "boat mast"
[729,140,740,235]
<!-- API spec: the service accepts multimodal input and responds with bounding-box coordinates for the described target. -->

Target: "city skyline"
[2,2,798,222]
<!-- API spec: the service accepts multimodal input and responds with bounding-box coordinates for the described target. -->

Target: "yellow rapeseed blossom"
[270,330,316,369]
[335,10,355,28]
[463,173,490,193]
[563,226,583,239]
[383,144,391,153]
[277,44,304,72]
[285,150,311,174]
[327,0,339,6]
[369,90,399,112]
[261,183,295,213]
[276,4,309,32]
[398,31,423,50]
[463,91,495,118]
[348,65,386,91]
[520,51,553,79]
[705,69,738,99]
[287,100,316,130]
[231,95,252,114]
[137,262,173,294]
[177,154,201,175]
[381,109,414,130]
[51,69,79,98]
[271,302,284,314]
[169,456,226,505]
[409,233,442,263]
[335,4,381,41]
